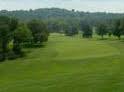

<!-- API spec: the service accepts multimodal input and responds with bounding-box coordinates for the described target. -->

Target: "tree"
[81,23,93,38]
[28,20,49,44]
[102,22,114,38]
[9,18,18,31]
[0,25,10,61]
[113,19,124,39]
[107,25,113,37]
[13,24,32,55]
[96,24,107,39]
[65,25,78,36]
[0,16,18,61]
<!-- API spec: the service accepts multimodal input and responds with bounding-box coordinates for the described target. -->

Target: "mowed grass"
[0,33,124,92]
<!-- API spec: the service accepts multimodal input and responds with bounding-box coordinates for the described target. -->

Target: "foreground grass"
[0,33,124,92]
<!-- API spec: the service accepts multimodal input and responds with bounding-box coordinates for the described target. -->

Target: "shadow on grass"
[95,37,122,41]
[23,43,46,48]
[0,52,25,63]
[0,43,46,63]
[120,40,124,42]
[96,38,108,41]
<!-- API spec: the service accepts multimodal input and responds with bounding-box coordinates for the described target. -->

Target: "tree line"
[0,16,49,61]
[1,8,124,37]
[0,8,124,22]
[63,19,124,40]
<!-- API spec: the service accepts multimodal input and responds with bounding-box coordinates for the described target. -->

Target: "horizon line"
[0,7,124,14]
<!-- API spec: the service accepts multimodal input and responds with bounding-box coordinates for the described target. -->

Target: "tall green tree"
[0,25,10,60]
[81,23,93,38]
[113,19,124,39]
[13,24,32,55]
[96,24,107,39]
[65,25,78,36]
[0,16,18,61]
[113,20,123,39]
[28,20,49,44]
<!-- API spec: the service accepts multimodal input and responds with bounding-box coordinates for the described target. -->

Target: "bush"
[0,52,5,62]
[7,51,24,60]
[7,51,18,60]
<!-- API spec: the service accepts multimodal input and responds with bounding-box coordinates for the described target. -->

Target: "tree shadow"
[23,43,46,48]
[97,38,108,40]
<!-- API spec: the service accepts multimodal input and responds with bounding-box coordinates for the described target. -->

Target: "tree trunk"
[118,35,121,40]
[13,39,21,55]
[101,35,104,39]
[1,40,7,61]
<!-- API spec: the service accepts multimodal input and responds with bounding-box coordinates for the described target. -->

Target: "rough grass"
[0,33,124,92]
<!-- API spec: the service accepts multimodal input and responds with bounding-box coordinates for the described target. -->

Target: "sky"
[0,0,124,13]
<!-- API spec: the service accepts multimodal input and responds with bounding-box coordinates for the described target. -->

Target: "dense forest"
[1,8,124,33]
[1,8,124,25]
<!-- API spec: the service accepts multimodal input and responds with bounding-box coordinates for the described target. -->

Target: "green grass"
[0,33,124,92]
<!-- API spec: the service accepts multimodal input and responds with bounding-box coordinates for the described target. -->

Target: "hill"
[0,8,124,25]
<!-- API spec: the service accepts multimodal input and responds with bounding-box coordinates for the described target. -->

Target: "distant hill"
[0,8,124,25]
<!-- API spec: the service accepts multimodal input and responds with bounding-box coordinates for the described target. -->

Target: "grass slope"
[0,33,124,92]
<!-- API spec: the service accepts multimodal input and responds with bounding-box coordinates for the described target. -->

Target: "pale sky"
[0,0,124,13]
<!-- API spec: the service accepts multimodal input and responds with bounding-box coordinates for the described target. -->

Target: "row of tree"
[64,19,124,40]
[0,8,123,25]
[96,19,124,39]
[0,16,49,61]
